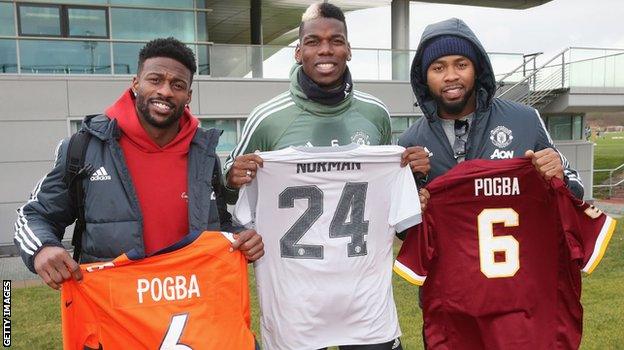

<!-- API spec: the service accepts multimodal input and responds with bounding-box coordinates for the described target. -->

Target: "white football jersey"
[235,144,422,350]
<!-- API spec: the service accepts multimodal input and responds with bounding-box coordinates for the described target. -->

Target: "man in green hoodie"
[223,2,429,349]
[224,2,430,202]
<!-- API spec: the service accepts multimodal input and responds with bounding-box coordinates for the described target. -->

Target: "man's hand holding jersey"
[227,153,263,189]
[34,246,83,290]
[226,154,265,262]
[401,146,431,175]
[231,229,264,262]
[401,146,431,211]
[525,148,564,181]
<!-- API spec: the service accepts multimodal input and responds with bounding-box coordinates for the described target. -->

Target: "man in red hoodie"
[14,38,263,289]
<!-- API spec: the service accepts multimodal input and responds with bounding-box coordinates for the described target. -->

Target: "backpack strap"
[64,128,93,263]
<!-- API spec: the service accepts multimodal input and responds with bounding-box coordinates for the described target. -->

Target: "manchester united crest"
[351,131,371,145]
[490,126,513,148]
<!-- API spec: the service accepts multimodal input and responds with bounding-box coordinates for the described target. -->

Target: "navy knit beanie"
[421,35,479,78]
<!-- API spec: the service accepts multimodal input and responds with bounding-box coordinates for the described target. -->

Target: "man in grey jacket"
[14,38,264,290]
[400,18,583,199]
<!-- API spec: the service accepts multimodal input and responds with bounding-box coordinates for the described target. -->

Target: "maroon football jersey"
[394,158,616,349]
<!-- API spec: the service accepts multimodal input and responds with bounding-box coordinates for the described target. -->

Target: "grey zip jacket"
[399,18,584,199]
[14,114,238,273]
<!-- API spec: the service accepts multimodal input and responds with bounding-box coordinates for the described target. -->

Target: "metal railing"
[497,47,570,107]
[496,52,542,85]
[594,163,624,198]
[497,47,624,108]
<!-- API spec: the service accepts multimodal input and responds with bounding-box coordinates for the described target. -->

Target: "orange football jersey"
[61,231,255,350]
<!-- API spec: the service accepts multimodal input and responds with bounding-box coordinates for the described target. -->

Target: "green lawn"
[592,131,624,187]
[10,223,624,349]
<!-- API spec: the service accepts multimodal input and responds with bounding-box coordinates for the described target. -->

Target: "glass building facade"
[0,0,211,75]
[0,0,528,78]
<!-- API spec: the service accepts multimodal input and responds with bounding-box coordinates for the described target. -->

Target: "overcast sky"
[344,0,624,58]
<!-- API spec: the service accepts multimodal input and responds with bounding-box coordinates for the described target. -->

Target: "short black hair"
[137,37,197,79]
[298,2,347,39]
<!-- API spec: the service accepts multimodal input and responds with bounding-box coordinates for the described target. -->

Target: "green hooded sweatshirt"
[223,64,392,197]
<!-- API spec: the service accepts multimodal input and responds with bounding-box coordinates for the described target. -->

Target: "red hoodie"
[105,89,199,255]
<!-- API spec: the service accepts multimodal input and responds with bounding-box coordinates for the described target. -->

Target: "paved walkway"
[2,200,622,288]
[0,256,41,288]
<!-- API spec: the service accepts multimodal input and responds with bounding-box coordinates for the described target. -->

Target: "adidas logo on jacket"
[90,167,112,181]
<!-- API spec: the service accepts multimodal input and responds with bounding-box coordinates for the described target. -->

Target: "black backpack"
[63,126,93,262]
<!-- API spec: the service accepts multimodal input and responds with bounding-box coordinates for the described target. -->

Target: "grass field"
[592,131,624,187]
[10,223,624,349]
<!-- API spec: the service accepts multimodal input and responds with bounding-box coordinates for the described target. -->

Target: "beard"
[432,86,474,116]
[135,93,185,129]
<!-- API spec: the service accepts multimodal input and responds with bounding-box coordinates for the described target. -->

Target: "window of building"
[19,39,111,74]
[0,3,16,36]
[391,116,420,144]
[572,115,583,140]
[68,7,108,37]
[25,0,107,4]
[17,3,108,38]
[547,115,584,141]
[18,4,62,36]
[110,0,194,9]
[70,119,82,133]
[199,119,239,153]
[0,40,18,73]
[111,8,194,42]
[197,44,210,75]
[197,11,209,42]
[548,116,572,140]
[4,2,208,76]
[391,116,409,131]
[112,42,143,74]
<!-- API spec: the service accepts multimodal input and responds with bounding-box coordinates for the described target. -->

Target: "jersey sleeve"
[555,180,617,274]
[233,180,258,229]
[388,166,422,232]
[393,221,435,286]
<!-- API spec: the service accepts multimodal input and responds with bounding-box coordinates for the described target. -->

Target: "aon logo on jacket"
[490,149,514,159]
